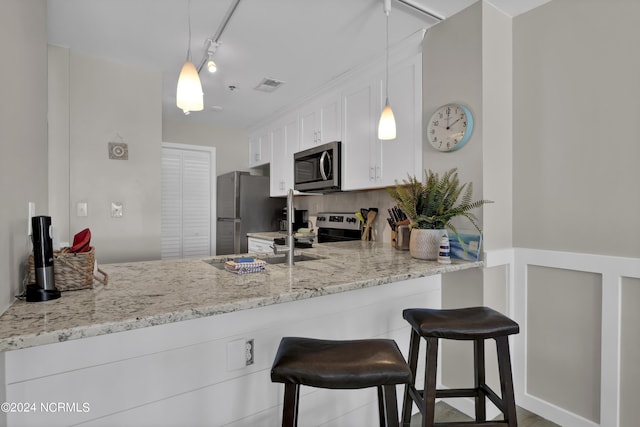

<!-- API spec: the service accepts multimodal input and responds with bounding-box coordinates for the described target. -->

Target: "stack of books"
[224,258,267,274]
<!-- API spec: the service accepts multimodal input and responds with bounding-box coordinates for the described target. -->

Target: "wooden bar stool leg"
[401,330,421,426]
[474,339,486,422]
[422,337,439,427]
[282,383,300,427]
[378,385,400,427]
[378,386,385,427]
[496,336,518,427]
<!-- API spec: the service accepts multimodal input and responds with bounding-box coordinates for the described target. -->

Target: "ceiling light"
[207,55,217,73]
[378,0,396,140]
[206,40,219,74]
[176,0,203,113]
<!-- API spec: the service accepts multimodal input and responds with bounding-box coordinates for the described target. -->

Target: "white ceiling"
[47,0,540,130]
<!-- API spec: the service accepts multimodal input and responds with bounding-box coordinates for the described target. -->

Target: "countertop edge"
[0,260,482,352]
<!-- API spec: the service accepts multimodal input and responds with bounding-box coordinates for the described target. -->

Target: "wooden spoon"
[361,209,378,241]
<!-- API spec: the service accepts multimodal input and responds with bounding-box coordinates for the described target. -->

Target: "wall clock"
[427,103,474,152]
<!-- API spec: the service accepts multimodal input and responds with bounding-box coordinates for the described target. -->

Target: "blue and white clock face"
[427,104,474,152]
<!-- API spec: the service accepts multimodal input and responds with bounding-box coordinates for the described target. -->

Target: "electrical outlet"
[245,339,254,366]
[111,202,123,218]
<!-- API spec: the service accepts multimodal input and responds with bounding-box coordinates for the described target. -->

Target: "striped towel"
[224,259,267,274]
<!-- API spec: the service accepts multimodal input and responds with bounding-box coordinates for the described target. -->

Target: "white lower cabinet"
[247,236,273,253]
[342,53,422,190]
[1,276,441,427]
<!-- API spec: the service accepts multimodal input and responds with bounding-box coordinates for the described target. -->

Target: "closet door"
[161,144,216,259]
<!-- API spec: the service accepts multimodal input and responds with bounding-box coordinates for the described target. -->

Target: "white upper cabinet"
[270,114,300,197]
[376,53,422,187]
[342,52,422,190]
[250,32,423,192]
[248,128,271,167]
[299,91,341,150]
[341,79,376,190]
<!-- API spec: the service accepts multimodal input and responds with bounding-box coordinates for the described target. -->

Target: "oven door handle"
[319,151,331,181]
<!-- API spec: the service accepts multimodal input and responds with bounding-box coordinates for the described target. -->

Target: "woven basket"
[28,246,108,292]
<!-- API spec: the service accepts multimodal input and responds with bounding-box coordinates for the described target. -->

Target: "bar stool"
[271,337,412,427]
[400,307,520,427]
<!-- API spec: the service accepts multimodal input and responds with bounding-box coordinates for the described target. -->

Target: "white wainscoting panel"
[486,247,640,427]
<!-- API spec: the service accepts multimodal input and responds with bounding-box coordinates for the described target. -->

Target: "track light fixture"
[206,40,220,74]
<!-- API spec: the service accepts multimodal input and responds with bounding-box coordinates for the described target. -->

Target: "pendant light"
[378,0,396,140]
[176,0,203,113]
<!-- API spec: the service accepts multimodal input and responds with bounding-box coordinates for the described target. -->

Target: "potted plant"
[387,168,492,260]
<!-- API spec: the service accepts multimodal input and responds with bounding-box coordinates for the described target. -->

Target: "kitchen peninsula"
[0,241,481,427]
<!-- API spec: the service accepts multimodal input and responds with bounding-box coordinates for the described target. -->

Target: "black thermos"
[27,216,61,302]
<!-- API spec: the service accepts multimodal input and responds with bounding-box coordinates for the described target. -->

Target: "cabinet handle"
[376,165,381,179]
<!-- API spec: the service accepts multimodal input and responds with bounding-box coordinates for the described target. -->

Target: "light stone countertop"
[0,241,481,352]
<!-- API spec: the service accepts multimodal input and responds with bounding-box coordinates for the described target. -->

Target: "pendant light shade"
[176,0,203,113]
[378,98,396,140]
[378,0,396,140]
[176,60,204,112]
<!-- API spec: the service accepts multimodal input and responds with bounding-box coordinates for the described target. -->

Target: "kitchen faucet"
[271,188,295,266]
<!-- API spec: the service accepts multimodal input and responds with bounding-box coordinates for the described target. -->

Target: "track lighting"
[206,40,220,74]
[207,54,217,73]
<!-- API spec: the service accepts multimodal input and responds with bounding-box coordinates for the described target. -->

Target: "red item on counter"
[70,228,91,253]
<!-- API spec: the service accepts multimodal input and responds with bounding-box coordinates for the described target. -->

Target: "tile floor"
[410,402,560,426]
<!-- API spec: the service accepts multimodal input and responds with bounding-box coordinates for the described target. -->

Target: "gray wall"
[513,0,640,258]
[510,0,640,423]
[162,119,249,176]
[48,48,163,264]
[0,0,48,312]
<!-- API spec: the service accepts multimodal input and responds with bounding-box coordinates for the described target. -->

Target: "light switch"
[111,202,123,218]
[77,202,88,217]
[28,202,35,235]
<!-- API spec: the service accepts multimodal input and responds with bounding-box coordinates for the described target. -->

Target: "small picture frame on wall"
[108,142,128,160]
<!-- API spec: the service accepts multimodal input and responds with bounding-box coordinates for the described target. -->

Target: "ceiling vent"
[254,78,285,93]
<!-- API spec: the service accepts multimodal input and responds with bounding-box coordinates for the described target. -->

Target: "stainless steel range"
[316,212,361,243]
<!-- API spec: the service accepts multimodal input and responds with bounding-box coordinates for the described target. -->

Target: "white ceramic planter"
[409,228,448,260]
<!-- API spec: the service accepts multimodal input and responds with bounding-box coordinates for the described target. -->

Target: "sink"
[206,254,323,270]
[263,254,322,264]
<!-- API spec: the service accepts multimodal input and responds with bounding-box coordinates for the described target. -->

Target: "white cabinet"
[270,114,300,197]
[342,80,376,190]
[248,128,271,167]
[299,91,341,150]
[342,53,422,190]
[247,236,273,253]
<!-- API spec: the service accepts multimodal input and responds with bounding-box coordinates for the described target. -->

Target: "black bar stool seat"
[401,307,520,427]
[271,337,412,427]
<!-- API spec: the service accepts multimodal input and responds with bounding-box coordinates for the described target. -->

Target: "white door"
[161,143,216,259]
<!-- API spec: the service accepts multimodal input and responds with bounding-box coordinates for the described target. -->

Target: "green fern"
[386,168,493,235]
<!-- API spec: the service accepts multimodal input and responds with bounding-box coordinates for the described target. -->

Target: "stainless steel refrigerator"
[216,171,283,255]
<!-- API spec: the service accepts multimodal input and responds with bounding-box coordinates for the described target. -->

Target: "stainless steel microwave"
[293,141,341,193]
